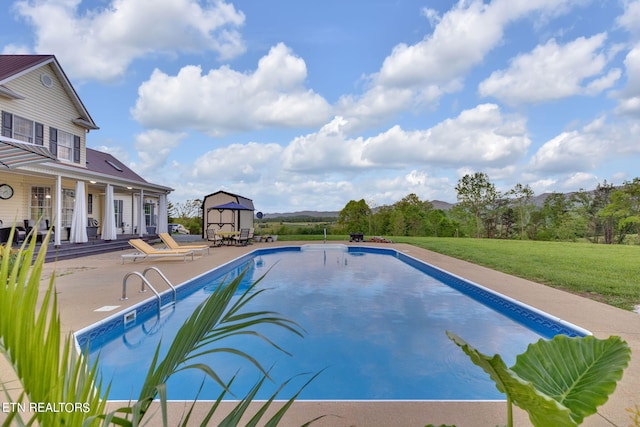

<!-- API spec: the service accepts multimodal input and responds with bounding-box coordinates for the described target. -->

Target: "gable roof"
[0,55,98,130]
[202,190,255,210]
[85,148,147,183]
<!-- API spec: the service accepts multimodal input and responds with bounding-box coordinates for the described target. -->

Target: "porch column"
[139,189,144,237]
[55,175,62,246]
[157,193,168,234]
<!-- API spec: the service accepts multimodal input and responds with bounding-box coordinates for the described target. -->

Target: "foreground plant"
[0,226,108,426]
[447,331,631,427]
[0,225,319,426]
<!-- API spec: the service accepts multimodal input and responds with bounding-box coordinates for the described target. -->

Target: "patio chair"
[24,219,54,243]
[248,227,255,243]
[206,228,223,247]
[159,232,209,254]
[122,239,195,264]
[233,228,250,246]
[0,226,24,244]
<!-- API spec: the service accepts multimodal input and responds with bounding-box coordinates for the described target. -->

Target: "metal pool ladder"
[121,266,177,311]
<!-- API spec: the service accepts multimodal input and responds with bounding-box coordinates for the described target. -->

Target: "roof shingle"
[0,55,54,82]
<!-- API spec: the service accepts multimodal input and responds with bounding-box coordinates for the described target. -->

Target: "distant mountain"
[430,200,455,210]
[261,210,340,219]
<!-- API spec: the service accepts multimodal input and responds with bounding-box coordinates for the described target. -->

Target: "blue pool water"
[78,245,587,401]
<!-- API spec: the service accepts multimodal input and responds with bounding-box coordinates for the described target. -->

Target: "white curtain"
[157,193,168,234]
[101,184,118,240]
[69,181,88,243]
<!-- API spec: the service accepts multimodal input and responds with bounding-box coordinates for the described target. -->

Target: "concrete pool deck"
[6,240,640,426]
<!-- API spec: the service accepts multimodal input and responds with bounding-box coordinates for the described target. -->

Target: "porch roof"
[0,135,56,169]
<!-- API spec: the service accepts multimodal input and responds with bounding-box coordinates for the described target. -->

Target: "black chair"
[0,226,26,244]
[233,228,250,246]
[24,219,54,243]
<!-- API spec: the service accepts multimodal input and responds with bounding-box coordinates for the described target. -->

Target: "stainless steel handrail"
[142,266,177,303]
[122,271,163,312]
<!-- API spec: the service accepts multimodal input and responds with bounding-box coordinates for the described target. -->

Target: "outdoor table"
[217,231,240,245]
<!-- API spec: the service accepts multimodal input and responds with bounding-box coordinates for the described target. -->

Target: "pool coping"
[3,240,638,426]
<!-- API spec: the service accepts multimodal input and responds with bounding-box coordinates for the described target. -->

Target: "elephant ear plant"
[447,331,631,427]
[0,225,320,426]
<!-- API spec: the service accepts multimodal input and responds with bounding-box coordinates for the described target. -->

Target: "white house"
[0,55,172,245]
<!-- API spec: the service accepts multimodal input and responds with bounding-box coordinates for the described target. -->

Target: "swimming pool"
[77,245,589,401]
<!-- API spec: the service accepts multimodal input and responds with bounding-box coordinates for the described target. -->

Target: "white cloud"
[192,142,282,182]
[527,116,633,174]
[616,0,640,36]
[336,0,576,130]
[362,104,530,168]
[615,44,640,116]
[132,129,186,177]
[132,43,332,135]
[479,34,619,104]
[282,104,530,174]
[13,0,245,81]
[281,116,367,172]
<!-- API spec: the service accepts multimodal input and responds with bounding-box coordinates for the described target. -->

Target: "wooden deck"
[35,234,159,263]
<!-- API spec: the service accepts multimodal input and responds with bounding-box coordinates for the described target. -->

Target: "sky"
[2,0,640,214]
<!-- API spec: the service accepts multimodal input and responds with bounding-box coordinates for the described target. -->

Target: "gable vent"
[40,73,53,88]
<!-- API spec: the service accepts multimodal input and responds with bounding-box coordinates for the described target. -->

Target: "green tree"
[539,192,574,240]
[593,181,616,243]
[600,178,640,244]
[455,172,499,238]
[371,205,393,235]
[572,182,615,244]
[171,199,203,220]
[506,183,535,240]
[393,193,433,236]
[338,199,371,234]
[426,209,455,237]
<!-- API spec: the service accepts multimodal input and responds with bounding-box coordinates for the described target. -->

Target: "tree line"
[338,172,640,244]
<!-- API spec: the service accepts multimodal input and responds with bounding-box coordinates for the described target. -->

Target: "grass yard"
[279,234,640,311]
[394,237,640,311]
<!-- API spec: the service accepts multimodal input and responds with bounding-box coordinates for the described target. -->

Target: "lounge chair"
[206,228,223,247]
[121,239,195,264]
[159,232,210,254]
[233,228,250,246]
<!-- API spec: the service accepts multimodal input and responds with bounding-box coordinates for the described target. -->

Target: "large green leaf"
[512,334,631,425]
[447,332,574,427]
[447,332,631,427]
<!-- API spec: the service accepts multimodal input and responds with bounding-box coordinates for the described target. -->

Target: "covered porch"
[0,162,172,247]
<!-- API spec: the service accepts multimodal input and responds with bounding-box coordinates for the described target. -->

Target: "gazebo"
[201,190,255,237]
[205,201,254,232]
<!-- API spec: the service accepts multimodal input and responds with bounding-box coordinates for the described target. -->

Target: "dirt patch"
[41,266,95,280]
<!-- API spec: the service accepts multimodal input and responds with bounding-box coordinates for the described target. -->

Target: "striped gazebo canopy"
[0,135,56,168]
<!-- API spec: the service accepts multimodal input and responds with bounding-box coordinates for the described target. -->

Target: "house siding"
[0,63,87,166]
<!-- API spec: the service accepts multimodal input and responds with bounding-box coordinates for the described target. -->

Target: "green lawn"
[394,237,640,311]
[279,235,640,311]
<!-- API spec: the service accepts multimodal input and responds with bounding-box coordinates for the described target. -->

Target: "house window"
[57,130,74,161]
[13,115,34,143]
[30,186,52,221]
[145,201,156,226]
[115,200,124,230]
[2,112,44,145]
[49,127,81,163]
[62,189,75,227]
[88,194,93,215]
